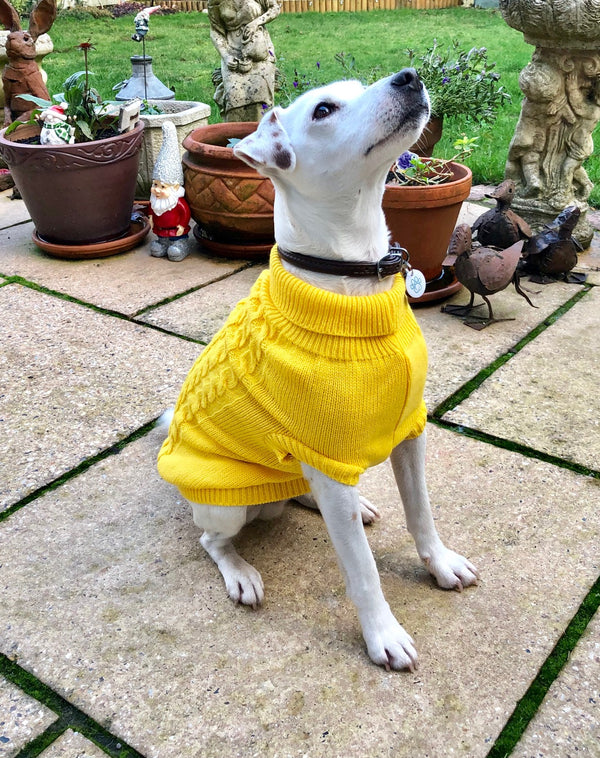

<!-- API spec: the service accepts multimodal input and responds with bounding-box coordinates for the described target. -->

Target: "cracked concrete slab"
[443,286,600,471]
[0,284,200,509]
[1,424,598,757]
[0,676,57,756]
[0,222,249,317]
[514,612,600,757]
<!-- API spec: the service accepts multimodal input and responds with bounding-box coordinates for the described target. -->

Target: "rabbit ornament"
[1,0,57,126]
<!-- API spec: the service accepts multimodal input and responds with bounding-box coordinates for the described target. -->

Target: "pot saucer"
[193,226,272,259]
[32,216,150,260]
[408,266,462,305]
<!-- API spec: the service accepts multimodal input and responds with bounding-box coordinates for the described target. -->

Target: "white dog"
[159,70,478,671]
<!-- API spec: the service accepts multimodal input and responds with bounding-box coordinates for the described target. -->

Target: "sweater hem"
[177,479,311,507]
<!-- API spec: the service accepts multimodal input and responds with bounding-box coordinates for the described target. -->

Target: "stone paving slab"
[139,263,267,343]
[0,189,30,229]
[0,676,57,757]
[0,221,249,318]
[414,279,581,410]
[0,284,200,510]
[39,730,107,757]
[514,612,600,757]
[443,285,600,471]
[1,424,599,757]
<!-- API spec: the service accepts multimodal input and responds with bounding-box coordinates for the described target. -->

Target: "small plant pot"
[182,122,275,258]
[383,161,472,303]
[0,120,145,250]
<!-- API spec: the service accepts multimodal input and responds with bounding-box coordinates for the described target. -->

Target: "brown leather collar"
[278,245,409,280]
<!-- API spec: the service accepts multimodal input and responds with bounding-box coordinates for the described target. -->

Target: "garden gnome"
[149,120,191,262]
[39,103,74,145]
[131,6,161,42]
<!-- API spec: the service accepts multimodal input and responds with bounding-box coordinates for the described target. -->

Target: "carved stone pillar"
[499,0,600,247]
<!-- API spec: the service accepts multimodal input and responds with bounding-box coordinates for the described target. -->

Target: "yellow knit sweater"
[157,248,427,506]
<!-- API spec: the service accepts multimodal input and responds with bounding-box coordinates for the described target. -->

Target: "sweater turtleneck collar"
[267,246,409,338]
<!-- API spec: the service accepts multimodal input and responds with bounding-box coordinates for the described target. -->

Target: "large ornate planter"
[383,161,472,303]
[0,120,145,253]
[182,122,274,258]
[499,0,600,247]
[137,99,211,199]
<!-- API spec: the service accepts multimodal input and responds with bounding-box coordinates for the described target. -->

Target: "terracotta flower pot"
[383,161,472,303]
[182,122,274,258]
[0,120,144,249]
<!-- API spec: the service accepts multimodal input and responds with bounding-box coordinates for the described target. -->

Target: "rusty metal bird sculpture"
[520,206,586,284]
[472,179,532,249]
[443,224,536,329]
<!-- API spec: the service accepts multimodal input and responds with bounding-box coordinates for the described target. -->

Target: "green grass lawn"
[42,6,600,206]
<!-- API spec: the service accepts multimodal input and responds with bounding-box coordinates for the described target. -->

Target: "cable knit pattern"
[157,247,428,506]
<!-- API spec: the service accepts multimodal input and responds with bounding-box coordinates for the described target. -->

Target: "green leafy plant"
[388,135,479,186]
[6,41,119,142]
[407,40,511,123]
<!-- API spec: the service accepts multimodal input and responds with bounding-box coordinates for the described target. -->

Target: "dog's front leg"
[301,463,418,671]
[390,431,479,591]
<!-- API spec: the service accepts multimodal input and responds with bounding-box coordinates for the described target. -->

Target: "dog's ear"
[233,109,296,174]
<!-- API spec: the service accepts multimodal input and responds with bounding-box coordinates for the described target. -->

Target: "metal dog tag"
[389,244,426,299]
[405,268,427,299]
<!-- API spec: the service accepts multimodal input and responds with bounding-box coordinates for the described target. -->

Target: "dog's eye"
[312,102,337,121]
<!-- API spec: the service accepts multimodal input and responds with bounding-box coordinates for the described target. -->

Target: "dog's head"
[234,69,430,192]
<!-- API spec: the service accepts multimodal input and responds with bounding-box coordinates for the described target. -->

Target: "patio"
[1,186,599,757]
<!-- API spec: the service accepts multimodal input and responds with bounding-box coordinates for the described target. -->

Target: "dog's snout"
[391,68,422,92]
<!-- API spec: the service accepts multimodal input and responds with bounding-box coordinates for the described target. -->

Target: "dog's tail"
[156,408,174,433]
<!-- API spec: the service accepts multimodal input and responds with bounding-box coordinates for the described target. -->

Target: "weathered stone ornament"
[208,0,280,122]
[149,120,192,262]
[500,0,600,248]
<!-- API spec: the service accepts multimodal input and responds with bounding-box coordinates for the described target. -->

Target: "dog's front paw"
[423,547,479,592]
[362,613,418,672]
[224,560,265,608]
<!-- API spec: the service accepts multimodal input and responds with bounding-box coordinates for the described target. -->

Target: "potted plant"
[182,121,274,259]
[0,42,147,258]
[383,138,475,303]
[407,41,511,156]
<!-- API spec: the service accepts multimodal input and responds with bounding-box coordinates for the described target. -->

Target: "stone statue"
[208,0,280,122]
[500,0,600,248]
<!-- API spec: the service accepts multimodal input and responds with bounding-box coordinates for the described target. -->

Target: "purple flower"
[293,81,298,89]
[396,151,417,170]
[316,61,320,69]
[442,76,450,84]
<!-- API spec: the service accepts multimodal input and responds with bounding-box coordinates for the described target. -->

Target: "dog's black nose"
[391,68,422,92]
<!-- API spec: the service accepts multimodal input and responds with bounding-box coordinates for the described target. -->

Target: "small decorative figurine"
[520,206,586,284]
[131,6,161,43]
[472,179,533,249]
[443,224,536,329]
[39,103,74,145]
[149,120,192,262]
[0,0,57,126]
